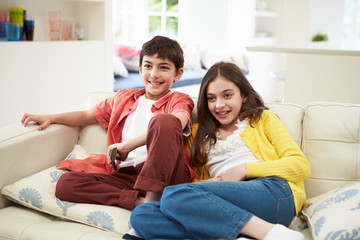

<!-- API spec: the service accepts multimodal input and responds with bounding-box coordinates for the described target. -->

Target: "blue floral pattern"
[324,227,360,240]
[303,182,360,240]
[19,188,42,209]
[1,146,132,235]
[87,211,115,231]
[56,199,77,216]
[311,189,359,218]
[50,170,66,183]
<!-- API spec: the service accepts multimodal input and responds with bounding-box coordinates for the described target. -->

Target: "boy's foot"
[122,228,144,240]
[264,224,304,240]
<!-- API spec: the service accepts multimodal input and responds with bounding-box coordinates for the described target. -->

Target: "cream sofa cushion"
[266,102,304,146]
[302,102,360,199]
[302,181,360,239]
[0,205,122,240]
[1,145,131,235]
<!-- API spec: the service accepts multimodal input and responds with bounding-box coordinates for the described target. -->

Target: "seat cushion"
[0,205,123,240]
[1,145,131,236]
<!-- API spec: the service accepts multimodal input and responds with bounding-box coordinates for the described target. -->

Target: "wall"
[0,42,106,127]
[178,0,229,50]
[280,0,345,48]
[308,0,344,48]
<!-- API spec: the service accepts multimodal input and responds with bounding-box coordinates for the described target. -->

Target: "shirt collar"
[132,89,173,109]
[153,90,174,109]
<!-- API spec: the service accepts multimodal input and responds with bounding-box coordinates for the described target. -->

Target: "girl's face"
[206,76,246,131]
[139,54,183,100]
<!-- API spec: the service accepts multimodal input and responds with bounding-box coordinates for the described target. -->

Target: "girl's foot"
[264,224,304,240]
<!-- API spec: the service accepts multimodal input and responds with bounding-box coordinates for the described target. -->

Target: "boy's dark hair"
[139,35,184,71]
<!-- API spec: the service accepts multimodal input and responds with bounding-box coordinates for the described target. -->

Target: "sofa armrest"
[0,123,79,209]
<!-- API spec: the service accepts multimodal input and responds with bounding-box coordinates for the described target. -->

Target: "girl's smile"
[207,76,246,134]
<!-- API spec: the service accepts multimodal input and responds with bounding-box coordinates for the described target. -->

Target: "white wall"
[308,0,344,48]
[178,0,229,50]
[0,42,107,127]
[280,0,345,48]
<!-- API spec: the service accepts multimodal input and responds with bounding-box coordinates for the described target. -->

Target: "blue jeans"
[130,177,295,240]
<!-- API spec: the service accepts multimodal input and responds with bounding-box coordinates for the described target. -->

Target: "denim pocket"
[276,194,295,226]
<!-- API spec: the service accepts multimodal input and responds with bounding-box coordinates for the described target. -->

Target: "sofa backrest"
[78,91,113,155]
[80,91,360,200]
[301,102,360,198]
[80,92,304,154]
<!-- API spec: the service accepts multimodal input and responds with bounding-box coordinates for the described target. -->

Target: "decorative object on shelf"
[61,20,74,41]
[5,22,21,41]
[0,22,6,41]
[0,10,9,41]
[256,0,267,11]
[75,24,84,40]
[311,33,328,42]
[9,7,23,41]
[24,15,34,41]
[48,11,61,41]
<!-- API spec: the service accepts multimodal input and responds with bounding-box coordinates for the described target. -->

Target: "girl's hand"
[106,143,130,168]
[218,164,247,182]
[200,177,221,182]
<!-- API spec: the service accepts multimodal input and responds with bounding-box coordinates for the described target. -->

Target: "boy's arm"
[174,112,189,130]
[21,109,97,131]
[107,132,147,167]
[107,113,189,167]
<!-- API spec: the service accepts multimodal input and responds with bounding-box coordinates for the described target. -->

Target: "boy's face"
[139,54,183,100]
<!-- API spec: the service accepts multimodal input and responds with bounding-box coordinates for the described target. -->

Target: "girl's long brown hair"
[190,61,268,167]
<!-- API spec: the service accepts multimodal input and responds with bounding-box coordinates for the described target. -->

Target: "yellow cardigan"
[191,110,311,214]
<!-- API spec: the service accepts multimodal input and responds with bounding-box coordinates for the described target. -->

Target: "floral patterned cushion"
[1,145,131,235]
[302,181,360,240]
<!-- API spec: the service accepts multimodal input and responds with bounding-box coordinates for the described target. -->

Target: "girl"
[128,61,311,240]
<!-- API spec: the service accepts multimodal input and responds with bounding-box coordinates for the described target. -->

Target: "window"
[112,0,179,45]
[148,0,179,38]
[343,0,360,49]
[112,0,136,42]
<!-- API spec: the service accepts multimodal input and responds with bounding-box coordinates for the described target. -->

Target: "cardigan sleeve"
[245,111,311,183]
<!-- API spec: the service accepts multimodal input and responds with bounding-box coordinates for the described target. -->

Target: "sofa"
[0,91,359,240]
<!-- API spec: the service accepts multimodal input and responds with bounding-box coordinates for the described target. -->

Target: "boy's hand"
[21,113,52,131]
[106,143,130,168]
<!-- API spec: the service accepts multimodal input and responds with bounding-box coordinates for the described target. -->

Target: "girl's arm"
[21,109,97,131]
[246,111,311,183]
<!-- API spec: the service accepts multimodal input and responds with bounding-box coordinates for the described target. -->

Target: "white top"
[120,95,155,168]
[205,119,260,178]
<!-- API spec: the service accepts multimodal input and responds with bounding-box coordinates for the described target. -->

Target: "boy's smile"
[139,54,183,100]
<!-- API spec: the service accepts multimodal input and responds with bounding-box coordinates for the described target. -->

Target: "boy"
[21,36,195,210]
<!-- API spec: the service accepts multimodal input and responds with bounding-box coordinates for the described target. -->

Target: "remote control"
[110,148,119,171]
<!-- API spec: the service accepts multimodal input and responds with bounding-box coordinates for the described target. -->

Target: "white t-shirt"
[205,119,260,178]
[120,95,155,168]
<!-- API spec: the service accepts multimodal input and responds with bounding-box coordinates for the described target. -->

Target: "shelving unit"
[0,0,113,127]
[253,0,280,46]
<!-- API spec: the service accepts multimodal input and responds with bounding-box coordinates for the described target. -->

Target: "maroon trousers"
[55,114,191,210]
